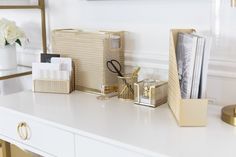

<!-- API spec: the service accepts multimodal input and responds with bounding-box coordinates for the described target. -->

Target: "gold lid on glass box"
[221,105,236,126]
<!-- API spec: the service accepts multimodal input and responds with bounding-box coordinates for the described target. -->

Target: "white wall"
[207,0,236,105]
[47,0,212,81]
[1,0,236,106]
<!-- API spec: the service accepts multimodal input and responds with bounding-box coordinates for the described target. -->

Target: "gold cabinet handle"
[17,122,30,141]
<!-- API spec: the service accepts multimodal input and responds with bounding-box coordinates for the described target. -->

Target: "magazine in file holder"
[168,29,208,126]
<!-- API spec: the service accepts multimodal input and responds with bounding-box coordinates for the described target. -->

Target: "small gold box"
[134,79,168,107]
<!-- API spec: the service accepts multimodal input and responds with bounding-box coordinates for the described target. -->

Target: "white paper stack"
[51,57,72,73]
[32,58,72,81]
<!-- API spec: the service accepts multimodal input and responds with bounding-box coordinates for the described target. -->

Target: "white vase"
[0,45,17,70]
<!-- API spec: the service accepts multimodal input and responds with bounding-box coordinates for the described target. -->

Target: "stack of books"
[176,32,211,99]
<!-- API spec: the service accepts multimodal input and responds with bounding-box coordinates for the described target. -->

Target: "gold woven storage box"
[33,80,71,94]
[32,67,75,94]
[168,29,208,126]
[52,29,124,94]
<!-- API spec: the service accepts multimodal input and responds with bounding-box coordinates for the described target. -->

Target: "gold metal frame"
[0,0,47,53]
[0,66,32,81]
[0,71,32,81]
[0,140,11,157]
[0,2,43,156]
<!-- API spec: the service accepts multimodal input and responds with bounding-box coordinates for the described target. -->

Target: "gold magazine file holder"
[168,29,208,127]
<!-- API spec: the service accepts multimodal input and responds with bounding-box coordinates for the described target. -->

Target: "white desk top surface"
[0,91,235,157]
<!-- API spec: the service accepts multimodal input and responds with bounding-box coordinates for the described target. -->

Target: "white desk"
[0,66,32,157]
[0,91,235,157]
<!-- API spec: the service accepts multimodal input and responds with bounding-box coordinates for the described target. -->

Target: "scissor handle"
[106,60,122,75]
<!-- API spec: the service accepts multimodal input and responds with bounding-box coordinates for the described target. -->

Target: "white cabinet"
[0,109,75,157]
[0,106,153,157]
[0,91,231,157]
[75,135,150,157]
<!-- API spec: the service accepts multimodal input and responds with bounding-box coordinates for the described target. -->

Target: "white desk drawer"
[0,108,75,157]
[75,135,150,157]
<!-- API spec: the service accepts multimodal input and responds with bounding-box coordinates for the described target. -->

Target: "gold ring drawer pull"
[17,122,30,141]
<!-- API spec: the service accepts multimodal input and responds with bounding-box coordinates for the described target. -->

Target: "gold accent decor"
[52,29,124,94]
[221,105,236,126]
[76,86,101,94]
[33,79,72,94]
[168,29,208,126]
[10,144,32,157]
[0,0,47,53]
[0,140,11,157]
[119,67,140,96]
[0,71,32,80]
[17,122,29,141]
[33,64,75,94]
[0,66,31,81]
[134,80,168,108]
[117,74,138,100]
[101,85,118,95]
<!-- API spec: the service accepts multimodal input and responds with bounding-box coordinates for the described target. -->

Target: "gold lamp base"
[221,105,236,126]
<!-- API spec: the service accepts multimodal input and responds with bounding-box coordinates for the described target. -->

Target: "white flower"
[0,32,5,48]
[0,18,26,47]
[5,24,25,45]
[0,18,11,31]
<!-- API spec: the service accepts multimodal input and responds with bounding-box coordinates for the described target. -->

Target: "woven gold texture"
[52,29,124,93]
[168,29,208,126]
